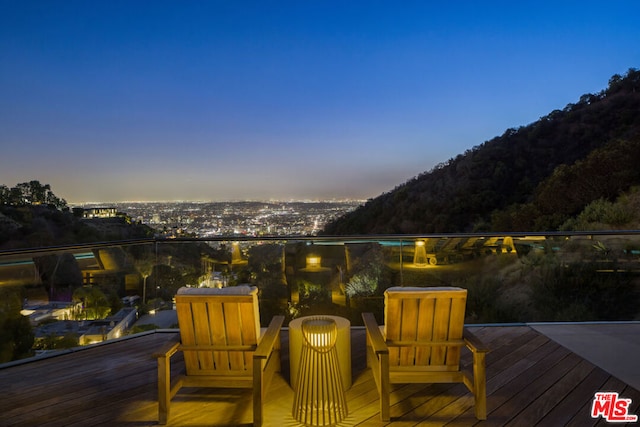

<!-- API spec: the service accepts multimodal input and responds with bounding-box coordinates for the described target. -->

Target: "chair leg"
[473,351,487,420]
[157,356,171,425]
[379,352,390,421]
[253,358,264,426]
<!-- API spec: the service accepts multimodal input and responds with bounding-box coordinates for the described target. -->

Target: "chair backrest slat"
[399,297,418,365]
[193,301,216,371]
[415,297,435,365]
[208,300,229,371]
[224,301,246,371]
[176,298,200,371]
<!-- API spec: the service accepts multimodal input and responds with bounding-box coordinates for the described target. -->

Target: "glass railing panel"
[0,241,158,361]
[2,232,640,364]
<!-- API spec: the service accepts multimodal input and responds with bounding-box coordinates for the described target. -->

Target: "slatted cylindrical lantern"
[292,317,348,426]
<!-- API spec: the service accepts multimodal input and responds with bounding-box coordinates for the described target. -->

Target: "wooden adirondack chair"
[362,286,488,421]
[154,285,284,426]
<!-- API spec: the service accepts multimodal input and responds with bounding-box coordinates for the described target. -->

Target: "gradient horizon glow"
[1,1,639,203]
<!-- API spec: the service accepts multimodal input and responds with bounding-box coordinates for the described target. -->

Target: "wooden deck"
[1,325,639,426]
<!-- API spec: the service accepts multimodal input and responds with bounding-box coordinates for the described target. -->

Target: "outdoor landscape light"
[413,240,428,266]
[306,255,322,269]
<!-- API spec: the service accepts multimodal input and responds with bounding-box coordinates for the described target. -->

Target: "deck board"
[536,366,609,427]
[0,325,638,427]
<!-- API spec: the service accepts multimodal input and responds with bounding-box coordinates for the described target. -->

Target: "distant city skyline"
[2,1,640,203]
[97,200,362,237]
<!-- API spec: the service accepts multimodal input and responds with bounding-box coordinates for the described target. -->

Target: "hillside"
[323,68,640,234]
[0,204,154,250]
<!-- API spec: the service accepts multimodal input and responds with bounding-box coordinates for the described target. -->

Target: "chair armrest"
[463,328,489,353]
[153,335,181,359]
[362,312,388,355]
[254,315,284,360]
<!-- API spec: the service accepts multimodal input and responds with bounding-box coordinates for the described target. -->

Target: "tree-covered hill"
[323,68,640,234]
[0,181,154,250]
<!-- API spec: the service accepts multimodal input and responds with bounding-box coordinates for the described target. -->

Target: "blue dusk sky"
[1,1,639,203]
